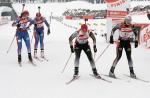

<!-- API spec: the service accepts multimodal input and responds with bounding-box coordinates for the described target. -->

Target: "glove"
[93,45,97,53]
[70,45,74,53]
[135,40,138,48]
[34,24,37,27]
[26,26,30,30]
[17,24,20,28]
[47,28,50,35]
[109,35,114,44]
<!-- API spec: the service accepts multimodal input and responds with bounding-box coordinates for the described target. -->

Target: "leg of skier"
[23,32,32,62]
[16,32,22,63]
[109,42,123,78]
[34,31,39,58]
[124,42,136,78]
[74,44,82,78]
[83,44,100,78]
[39,32,44,58]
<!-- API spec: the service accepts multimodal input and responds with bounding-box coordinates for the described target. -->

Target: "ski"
[41,57,49,62]
[101,74,121,80]
[18,62,22,67]
[90,74,112,83]
[123,74,149,83]
[28,61,37,66]
[34,57,43,62]
[66,76,80,85]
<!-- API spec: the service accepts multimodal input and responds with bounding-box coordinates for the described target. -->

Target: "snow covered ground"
[0,2,150,98]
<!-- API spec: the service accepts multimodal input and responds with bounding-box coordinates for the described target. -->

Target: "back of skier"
[12,10,33,64]
[109,16,139,78]
[69,24,100,78]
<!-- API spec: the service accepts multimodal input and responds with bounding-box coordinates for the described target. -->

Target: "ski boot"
[28,53,33,63]
[18,55,21,63]
[34,49,37,58]
[92,68,101,79]
[130,67,136,78]
[109,66,116,78]
[40,49,45,58]
[73,67,79,78]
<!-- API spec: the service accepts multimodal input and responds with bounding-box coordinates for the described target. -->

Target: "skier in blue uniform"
[31,12,50,58]
[12,10,33,63]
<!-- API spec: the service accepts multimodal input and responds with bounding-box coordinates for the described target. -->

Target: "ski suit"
[110,22,138,71]
[12,17,33,55]
[69,29,98,75]
[32,17,49,50]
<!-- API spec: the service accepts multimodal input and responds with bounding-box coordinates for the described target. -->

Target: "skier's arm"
[44,18,50,28]
[132,25,140,41]
[110,24,120,36]
[89,31,97,52]
[147,14,150,20]
[12,18,20,27]
[132,25,140,48]
[43,18,50,35]
[110,24,120,44]
[89,31,96,45]
[147,9,150,20]
[27,18,34,28]
[69,32,78,45]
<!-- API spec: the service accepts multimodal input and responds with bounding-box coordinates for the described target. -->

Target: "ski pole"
[49,12,52,27]
[22,4,25,12]
[30,31,34,44]
[95,44,110,63]
[7,4,25,54]
[38,6,41,13]
[7,34,16,53]
[84,18,88,24]
[48,12,52,35]
[19,3,25,17]
[61,53,72,73]
[31,6,40,44]
[93,52,96,61]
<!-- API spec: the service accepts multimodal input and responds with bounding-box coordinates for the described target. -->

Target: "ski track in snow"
[0,3,150,98]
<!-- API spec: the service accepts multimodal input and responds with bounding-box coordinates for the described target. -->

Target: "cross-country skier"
[69,24,100,78]
[109,16,139,78]
[12,10,33,64]
[31,12,50,58]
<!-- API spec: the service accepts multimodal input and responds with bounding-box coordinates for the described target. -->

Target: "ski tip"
[61,71,64,74]
[124,74,149,83]
[28,61,37,66]
[65,76,80,85]
[18,62,22,67]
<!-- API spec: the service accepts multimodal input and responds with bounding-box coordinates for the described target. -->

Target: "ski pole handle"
[38,6,41,13]
[22,4,25,13]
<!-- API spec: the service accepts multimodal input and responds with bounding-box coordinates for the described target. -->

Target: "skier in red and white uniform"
[69,24,100,78]
[109,16,139,78]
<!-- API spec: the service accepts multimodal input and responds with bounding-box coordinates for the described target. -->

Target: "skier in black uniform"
[109,16,139,78]
[69,24,100,78]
